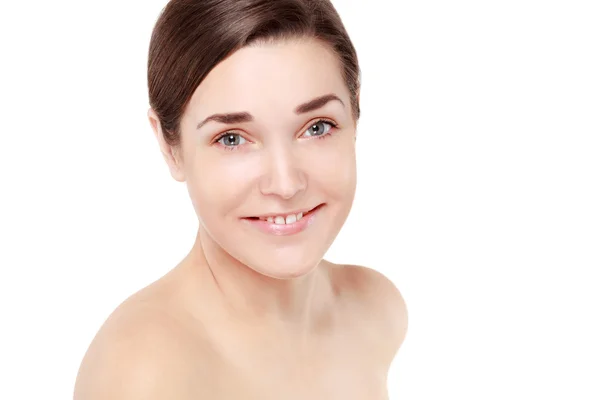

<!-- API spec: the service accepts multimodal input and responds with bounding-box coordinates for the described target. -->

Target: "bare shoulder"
[329,262,409,359]
[73,286,213,399]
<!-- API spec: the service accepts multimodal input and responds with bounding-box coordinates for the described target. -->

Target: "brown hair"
[147,0,361,148]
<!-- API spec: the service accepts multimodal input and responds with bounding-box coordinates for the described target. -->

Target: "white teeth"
[261,212,304,224]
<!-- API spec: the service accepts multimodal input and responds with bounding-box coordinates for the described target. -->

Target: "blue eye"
[303,120,337,138]
[217,133,247,148]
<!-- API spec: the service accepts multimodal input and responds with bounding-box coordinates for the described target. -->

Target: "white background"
[0,0,599,399]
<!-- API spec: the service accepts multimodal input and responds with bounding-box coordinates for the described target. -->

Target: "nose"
[259,144,307,200]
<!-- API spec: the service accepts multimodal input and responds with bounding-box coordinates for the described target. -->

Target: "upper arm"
[73,309,200,399]
[343,265,409,361]
[74,348,167,399]
[377,270,409,356]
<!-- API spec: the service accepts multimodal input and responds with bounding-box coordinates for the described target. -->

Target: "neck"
[186,227,335,336]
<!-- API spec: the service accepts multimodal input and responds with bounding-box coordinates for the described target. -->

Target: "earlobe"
[166,148,186,183]
[147,108,186,182]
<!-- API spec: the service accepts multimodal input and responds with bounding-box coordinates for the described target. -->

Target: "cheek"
[187,155,257,219]
[308,138,357,197]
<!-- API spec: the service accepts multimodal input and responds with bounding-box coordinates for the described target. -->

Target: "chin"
[247,255,322,280]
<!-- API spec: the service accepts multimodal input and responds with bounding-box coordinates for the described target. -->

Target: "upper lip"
[247,204,321,219]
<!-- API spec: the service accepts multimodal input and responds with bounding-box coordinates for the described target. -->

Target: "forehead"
[186,38,349,122]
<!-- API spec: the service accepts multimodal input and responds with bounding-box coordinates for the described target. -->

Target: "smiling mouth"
[244,204,324,225]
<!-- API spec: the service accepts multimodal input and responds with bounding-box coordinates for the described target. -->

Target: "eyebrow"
[196,93,344,130]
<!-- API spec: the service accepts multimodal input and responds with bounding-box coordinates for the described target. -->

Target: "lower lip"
[242,205,323,236]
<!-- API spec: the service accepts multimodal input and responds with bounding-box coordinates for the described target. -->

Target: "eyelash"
[213,118,339,152]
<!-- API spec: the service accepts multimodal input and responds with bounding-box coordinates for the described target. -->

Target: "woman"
[74,0,408,398]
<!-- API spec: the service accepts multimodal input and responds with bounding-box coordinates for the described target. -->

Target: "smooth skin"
[74,37,408,400]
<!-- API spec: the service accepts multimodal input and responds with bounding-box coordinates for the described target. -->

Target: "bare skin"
[74,38,408,398]
[74,241,407,399]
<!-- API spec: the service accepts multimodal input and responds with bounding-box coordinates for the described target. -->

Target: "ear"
[355,90,360,141]
[147,108,186,182]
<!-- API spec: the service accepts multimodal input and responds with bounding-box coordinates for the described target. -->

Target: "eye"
[216,133,247,148]
[302,119,337,138]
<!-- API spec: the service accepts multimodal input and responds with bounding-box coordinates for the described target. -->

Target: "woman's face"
[157,38,357,279]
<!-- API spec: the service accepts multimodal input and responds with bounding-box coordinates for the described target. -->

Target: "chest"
[202,336,390,400]
[206,362,388,400]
